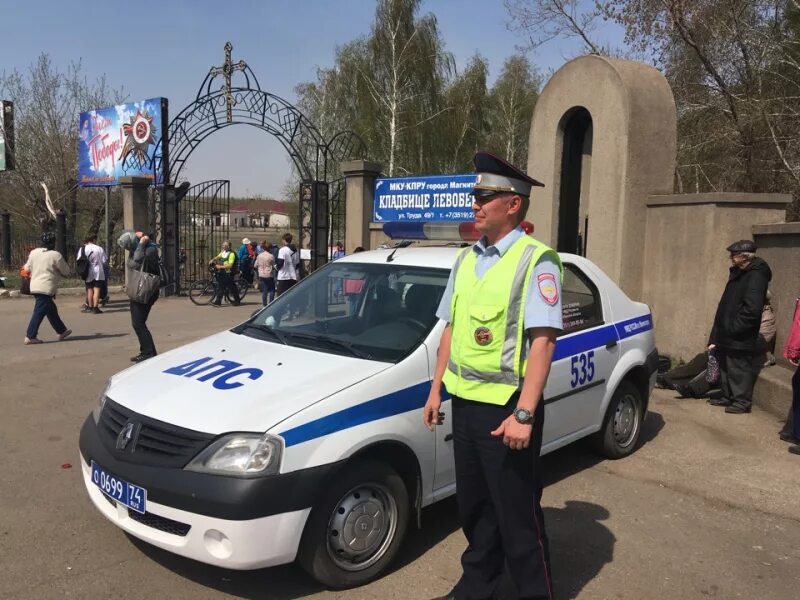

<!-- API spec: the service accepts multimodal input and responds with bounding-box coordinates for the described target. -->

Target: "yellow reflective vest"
[442,235,562,404]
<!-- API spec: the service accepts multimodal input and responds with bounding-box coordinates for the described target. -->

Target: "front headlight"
[185,433,283,477]
[91,380,111,423]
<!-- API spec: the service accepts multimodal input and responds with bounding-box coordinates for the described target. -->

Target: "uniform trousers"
[718,348,758,410]
[451,394,553,600]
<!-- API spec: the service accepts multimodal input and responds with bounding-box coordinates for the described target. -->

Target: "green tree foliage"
[486,55,542,168]
[295,0,543,179]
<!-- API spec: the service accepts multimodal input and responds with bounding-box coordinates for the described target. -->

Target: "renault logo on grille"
[116,422,139,451]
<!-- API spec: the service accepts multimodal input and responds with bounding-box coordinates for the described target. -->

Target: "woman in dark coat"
[127,232,160,363]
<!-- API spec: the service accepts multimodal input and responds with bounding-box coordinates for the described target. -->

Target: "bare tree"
[0,54,125,237]
[505,0,609,54]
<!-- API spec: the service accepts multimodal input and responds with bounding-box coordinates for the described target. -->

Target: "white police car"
[79,246,657,588]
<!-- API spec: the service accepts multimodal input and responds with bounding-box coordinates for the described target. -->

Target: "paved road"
[1,294,799,599]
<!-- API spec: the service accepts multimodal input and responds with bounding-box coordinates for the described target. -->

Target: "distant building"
[230,199,291,230]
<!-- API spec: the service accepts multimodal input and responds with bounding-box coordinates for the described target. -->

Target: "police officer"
[423,152,561,600]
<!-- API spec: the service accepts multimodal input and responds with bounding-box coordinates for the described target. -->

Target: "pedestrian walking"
[78,234,107,314]
[23,232,72,345]
[276,233,298,296]
[209,240,240,306]
[780,297,800,453]
[423,152,561,600]
[128,232,160,363]
[707,240,772,414]
[255,240,276,305]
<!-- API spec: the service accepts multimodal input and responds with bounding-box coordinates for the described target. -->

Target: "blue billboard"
[78,97,167,187]
[374,173,477,222]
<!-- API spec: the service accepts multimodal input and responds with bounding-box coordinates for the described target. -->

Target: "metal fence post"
[1,211,10,269]
[56,209,67,259]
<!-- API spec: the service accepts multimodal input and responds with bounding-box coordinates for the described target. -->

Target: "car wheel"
[593,380,644,459]
[297,460,409,589]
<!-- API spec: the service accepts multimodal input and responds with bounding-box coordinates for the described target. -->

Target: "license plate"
[90,461,147,514]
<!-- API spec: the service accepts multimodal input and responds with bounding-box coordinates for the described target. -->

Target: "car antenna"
[386,240,414,262]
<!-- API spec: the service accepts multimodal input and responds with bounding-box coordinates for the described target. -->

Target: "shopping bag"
[126,263,160,303]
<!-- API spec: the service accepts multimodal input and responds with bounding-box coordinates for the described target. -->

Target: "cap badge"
[476,174,482,184]
[474,327,493,346]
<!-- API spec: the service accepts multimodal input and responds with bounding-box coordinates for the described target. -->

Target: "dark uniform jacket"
[709,257,772,351]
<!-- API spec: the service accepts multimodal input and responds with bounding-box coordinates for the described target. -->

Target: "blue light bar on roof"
[383,221,481,241]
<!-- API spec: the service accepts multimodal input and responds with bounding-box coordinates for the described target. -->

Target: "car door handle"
[605,339,618,349]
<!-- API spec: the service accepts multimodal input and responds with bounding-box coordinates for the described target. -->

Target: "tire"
[297,460,410,589]
[593,380,644,459]
[188,279,215,305]
[235,278,249,301]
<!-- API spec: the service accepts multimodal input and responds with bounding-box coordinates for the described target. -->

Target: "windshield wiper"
[282,331,374,360]
[239,323,288,345]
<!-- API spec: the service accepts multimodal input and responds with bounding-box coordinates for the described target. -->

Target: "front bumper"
[80,457,310,569]
[79,414,339,569]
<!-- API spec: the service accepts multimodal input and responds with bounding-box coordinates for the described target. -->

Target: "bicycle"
[188,265,249,306]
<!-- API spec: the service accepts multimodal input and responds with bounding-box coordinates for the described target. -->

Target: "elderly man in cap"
[424,152,560,600]
[708,240,772,414]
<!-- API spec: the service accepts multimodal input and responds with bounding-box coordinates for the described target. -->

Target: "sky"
[0,0,625,198]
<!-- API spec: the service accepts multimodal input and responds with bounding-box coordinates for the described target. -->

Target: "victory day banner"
[78,97,167,187]
[374,173,477,222]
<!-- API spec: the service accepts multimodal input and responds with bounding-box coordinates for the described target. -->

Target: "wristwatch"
[513,407,534,425]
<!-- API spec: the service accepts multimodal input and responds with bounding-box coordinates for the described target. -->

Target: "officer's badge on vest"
[474,326,493,346]
[537,273,559,306]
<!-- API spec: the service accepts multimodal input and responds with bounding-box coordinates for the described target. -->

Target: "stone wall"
[752,222,800,367]
[641,193,789,361]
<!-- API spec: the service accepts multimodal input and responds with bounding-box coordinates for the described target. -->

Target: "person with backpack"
[23,232,72,345]
[237,237,257,288]
[127,232,161,363]
[78,234,107,314]
[209,240,241,306]
[276,233,299,296]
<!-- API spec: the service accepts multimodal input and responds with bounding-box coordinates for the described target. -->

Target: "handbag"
[705,349,720,384]
[126,261,160,303]
[19,266,31,295]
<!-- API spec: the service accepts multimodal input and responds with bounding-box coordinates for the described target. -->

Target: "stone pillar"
[161,185,177,295]
[342,160,383,252]
[121,176,152,232]
[120,176,151,288]
[528,55,677,300]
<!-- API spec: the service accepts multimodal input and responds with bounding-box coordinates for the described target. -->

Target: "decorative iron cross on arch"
[209,42,247,123]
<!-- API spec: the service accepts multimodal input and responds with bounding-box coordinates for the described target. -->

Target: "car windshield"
[234,262,449,362]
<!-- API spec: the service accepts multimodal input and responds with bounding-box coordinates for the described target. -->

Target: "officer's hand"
[490,416,532,450]
[423,390,444,432]
[708,344,716,351]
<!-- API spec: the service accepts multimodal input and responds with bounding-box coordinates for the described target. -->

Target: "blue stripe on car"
[279,314,653,447]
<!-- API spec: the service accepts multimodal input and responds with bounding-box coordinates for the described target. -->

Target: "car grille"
[128,509,191,537]
[98,398,215,468]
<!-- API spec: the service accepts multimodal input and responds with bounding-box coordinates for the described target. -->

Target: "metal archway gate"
[178,180,230,290]
[152,43,367,292]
